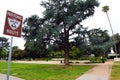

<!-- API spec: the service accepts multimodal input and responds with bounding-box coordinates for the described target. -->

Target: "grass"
[0,61,93,80]
[111,62,120,80]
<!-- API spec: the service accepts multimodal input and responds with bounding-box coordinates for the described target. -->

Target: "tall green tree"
[114,33,120,55]
[12,46,28,60]
[0,37,9,50]
[0,37,9,58]
[88,28,112,56]
[23,0,99,65]
[72,28,112,56]
[23,15,49,58]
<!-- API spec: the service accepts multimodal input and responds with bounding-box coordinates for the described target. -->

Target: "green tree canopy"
[22,0,99,65]
[113,33,120,54]
[0,37,9,50]
[88,28,113,56]
[0,37,9,58]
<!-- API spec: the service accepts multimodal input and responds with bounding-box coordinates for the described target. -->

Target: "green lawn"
[111,62,120,80]
[0,61,93,80]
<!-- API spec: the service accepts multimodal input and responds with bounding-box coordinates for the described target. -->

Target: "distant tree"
[0,37,9,59]
[12,46,19,51]
[0,49,7,59]
[0,37,9,50]
[88,28,112,56]
[12,46,26,60]
[114,33,120,55]
[23,0,99,65]
[24,41,49,59]
[70,46,81,59]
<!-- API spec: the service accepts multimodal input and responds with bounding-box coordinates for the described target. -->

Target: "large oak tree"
[22,0,99,65]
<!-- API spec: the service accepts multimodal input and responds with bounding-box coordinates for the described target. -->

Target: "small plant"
[80,57,89,60]
[89,56,96,63]
[69,61,74,63]
[89,56,107,63]
[75,62,79,64]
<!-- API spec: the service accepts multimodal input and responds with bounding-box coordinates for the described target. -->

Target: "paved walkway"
[0,74,24,80]
[76,60,114,80]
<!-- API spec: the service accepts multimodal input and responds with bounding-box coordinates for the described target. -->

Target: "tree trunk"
[64,48,70,66]
[63,23,70,66]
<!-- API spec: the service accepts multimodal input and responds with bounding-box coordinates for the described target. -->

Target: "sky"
[0,0,120,49]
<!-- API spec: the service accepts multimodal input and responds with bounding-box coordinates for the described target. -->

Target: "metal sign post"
[6,36,13,80]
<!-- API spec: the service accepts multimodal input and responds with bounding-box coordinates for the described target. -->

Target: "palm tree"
[102,5,117,56]
[102,6,114,35]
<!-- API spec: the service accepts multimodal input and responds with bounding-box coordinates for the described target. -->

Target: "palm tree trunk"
[106,12,114,35]
[106,12,118,57]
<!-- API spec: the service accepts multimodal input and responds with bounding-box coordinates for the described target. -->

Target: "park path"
[0,73,24,80]
[76,60,114,80]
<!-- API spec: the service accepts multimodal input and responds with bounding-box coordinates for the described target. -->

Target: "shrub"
[69,61,74,63]
[89,56,96,62]
[89,56,107,63]
[75,62,80,64]
[80,57,89,60]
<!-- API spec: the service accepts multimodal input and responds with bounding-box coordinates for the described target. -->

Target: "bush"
[34,58,52,61]
[89,56,107,63]
[80,57,89,60]
[89,56,96,63]
[75,62,80,64]
[69,61,74,63]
